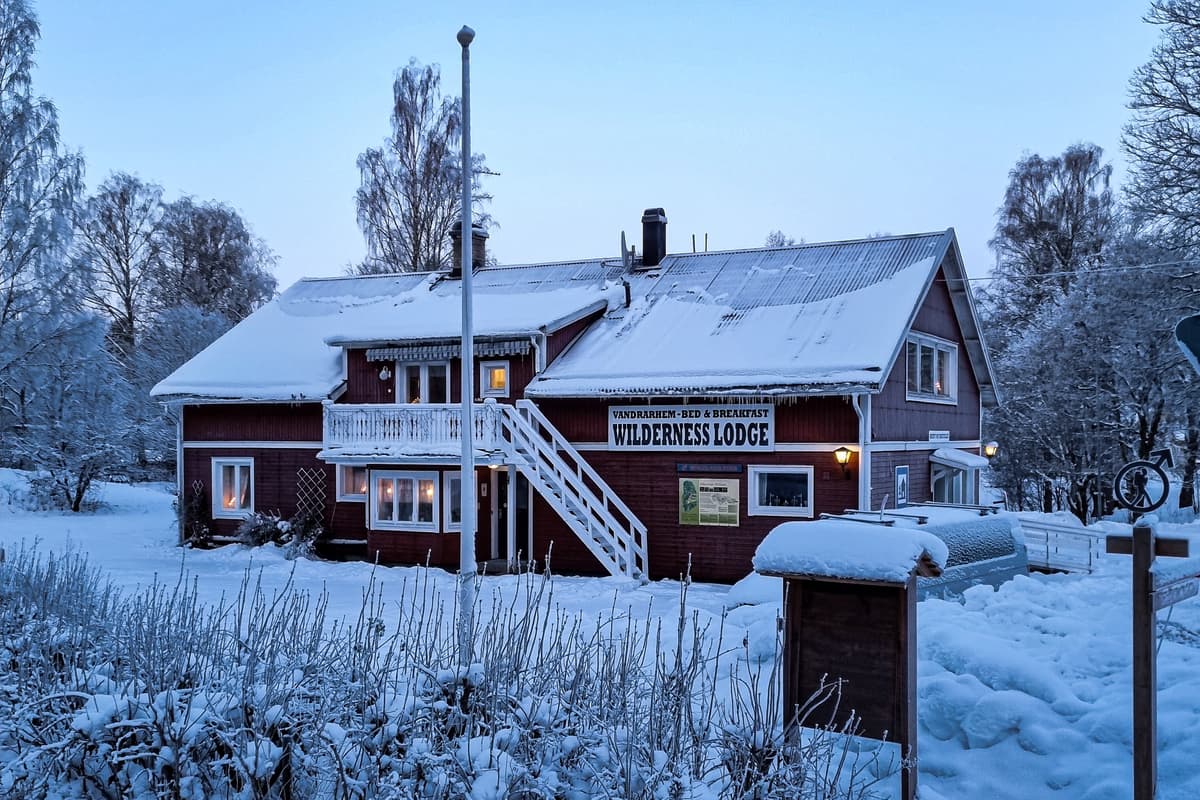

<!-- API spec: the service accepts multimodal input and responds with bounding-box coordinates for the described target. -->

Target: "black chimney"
[641,208,667,268]
[448,223,488,277]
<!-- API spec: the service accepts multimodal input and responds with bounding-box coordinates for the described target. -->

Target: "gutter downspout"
[531,332,547,374]
[851,393,872,510]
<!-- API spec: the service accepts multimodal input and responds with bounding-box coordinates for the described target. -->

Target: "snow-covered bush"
[235,510,289,547]
[0,546,896,799]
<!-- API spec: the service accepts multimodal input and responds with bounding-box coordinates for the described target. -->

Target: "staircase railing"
[498,401,648,580]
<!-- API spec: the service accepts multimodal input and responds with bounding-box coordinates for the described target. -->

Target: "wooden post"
[1132,520,1156,800]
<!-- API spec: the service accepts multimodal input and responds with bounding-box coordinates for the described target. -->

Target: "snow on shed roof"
[753,518,949,582]
[152,265,617,401]
[527,232,953,397]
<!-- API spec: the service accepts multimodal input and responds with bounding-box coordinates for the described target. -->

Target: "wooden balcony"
[321,402,506,461]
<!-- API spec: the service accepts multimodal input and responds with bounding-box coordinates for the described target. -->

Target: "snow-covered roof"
[753,519,949,582]
[527,231,985,397]
[153,230,999,403]
[931,448,990,469]
[152,265,618,401]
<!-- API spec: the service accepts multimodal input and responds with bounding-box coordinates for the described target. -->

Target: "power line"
[947,257,1200,284]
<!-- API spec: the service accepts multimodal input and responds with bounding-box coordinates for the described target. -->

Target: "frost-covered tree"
[355,60,492,274]
[127,303,232,463]
[0,0,84,443]
[764,230,797,247]
[979,144,1114,356]
[1125,0,1200,241]
[153,197,276,322]
[72,172,164,361]
[11,314,131,510]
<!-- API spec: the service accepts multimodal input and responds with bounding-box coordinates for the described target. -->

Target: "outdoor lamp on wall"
[984,441,1000,459]
[833,446,853,479]
[378,365,392,382]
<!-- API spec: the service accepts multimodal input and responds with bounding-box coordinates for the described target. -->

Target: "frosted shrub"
[235,510,289,546]
[0,547,895,799]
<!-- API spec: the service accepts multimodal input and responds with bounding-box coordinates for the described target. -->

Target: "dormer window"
[480,360,509,398]
[906,334,956,403]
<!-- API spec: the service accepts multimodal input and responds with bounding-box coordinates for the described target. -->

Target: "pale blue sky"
[34,1,1157,287]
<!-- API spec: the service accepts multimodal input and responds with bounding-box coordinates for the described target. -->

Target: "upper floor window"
[906,334,956,403]
[212,457,253,519]
[480,360,509,398]
[400,363,449,403]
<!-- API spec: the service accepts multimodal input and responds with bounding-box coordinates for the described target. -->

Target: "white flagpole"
[456,24,477,668]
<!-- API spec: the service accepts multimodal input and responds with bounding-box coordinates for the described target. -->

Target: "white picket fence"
[1017,517,1103,573]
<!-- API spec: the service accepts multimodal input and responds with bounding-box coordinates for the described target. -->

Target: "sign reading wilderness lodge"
[608,404,775,451]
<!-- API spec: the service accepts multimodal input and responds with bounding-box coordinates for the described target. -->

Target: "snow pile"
[753,518,949,582]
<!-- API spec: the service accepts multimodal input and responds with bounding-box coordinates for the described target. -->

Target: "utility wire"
[946,257,1200,284]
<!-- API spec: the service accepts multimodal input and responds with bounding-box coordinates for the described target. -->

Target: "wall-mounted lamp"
[378,365,392,382]
[984,441,999,459]
[833,446,853,480]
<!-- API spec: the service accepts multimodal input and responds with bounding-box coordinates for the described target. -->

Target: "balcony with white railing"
[321,401,506,461]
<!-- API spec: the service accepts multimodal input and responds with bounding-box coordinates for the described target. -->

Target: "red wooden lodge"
[152,210,998,583]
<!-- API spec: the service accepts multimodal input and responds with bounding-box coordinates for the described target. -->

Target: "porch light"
[379,365,392,381]
[984,441,999,459]
[833,446,853,480]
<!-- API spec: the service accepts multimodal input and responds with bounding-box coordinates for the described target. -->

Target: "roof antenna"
[620,231,632,271]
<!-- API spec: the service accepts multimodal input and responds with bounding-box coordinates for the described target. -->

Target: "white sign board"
[609,405,774,451]
[928,430,950,442]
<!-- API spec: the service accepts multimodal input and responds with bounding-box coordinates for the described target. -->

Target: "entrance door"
[495,469,510,560]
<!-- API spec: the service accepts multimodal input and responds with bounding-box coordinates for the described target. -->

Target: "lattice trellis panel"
[296,468,327,520]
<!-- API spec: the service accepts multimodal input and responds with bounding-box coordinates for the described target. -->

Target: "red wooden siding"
[184,404,322,441]
[183,446,331,537]
[871,267,981,443]
[536,396,858,445]
[341,348,537,404]
[545,311,604,365]
[532,449,860,582]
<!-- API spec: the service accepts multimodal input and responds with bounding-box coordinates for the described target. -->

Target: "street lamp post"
[456,24,477,668]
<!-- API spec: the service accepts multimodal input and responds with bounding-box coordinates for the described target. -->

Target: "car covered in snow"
[834,504,1028,599]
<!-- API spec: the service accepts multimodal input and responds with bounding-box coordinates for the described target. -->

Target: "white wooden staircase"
[497,400,649,581]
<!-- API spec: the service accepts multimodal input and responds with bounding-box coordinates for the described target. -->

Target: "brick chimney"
[448,223,488,276]
[641,208,667,268]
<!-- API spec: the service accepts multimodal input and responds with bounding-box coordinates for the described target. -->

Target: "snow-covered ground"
[3,471,1200,799]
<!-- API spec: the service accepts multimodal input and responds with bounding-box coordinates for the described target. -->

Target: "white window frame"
[398,362,451,404]
[480,360,510,398]
[336,464,369,502]
[905,333,957,405]
[211,457,254,519]
[931,464,978,505]
[443,471,462,531]
[370,470,440,532]
[748,465,815,518]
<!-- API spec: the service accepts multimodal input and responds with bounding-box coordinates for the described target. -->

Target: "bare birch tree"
[354,60,491,274]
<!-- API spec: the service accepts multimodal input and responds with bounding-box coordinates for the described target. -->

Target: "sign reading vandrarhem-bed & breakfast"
[608,404,774,451]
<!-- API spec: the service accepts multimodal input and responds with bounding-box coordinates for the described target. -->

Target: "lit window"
[480,360,509,398]
[212,458,253,519]
[370,470,440,532]
[443,471,462,530]
[905,334,956,403]
[399,363,450,403]
[748,466,814,518]
[337,465,368,501]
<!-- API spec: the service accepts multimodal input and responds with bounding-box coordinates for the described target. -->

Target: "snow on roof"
[527,232,951,397]
[324,284,617,346]
[153,231,964,401]
[931,448,990,469]
[753,518,949,582]
[152,265,618,401]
